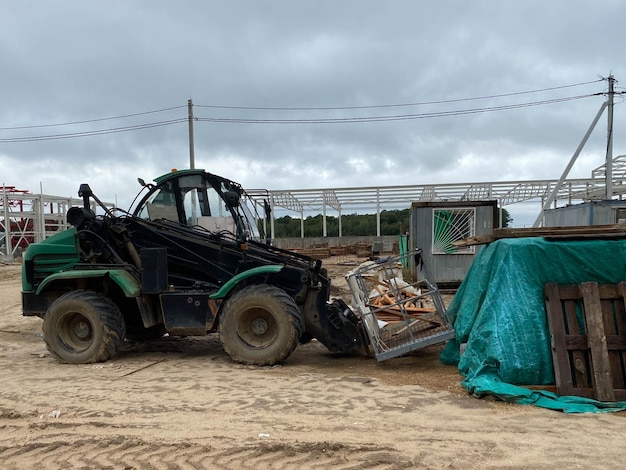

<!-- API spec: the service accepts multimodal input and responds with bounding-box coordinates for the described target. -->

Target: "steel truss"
[248,156,626,238]
[4,159,625,256]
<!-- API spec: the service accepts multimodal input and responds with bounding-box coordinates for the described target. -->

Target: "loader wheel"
[43,290,126,364]
[219,285,303,366]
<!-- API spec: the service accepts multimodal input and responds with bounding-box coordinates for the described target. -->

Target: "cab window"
[136,182,179,222]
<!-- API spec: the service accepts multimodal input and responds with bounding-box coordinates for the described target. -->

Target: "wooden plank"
[580,282,616,401]
[454,224,626,246]
[544,283,575,395]
[452,235,494,247]
[616,282,626,389]
[600,289,624,390]
[555,284,584,300]
[496,224,626,238]
[562,334,626,351]
[562,293,591,390]
[545,233,626,241]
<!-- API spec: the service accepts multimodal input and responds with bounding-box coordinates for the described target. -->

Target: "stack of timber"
[453,223,626,247]
[330,245,351,256]
[355,242,372,258]
[290,246,332,258]
[290,243,366,258]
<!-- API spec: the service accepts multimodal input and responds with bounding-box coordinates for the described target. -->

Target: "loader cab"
[133,169,263,241]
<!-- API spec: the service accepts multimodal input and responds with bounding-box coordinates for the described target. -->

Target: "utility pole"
[188,98,197,225]
[533,73,619,227]
[606,74,615,199]
[188,98,195,169]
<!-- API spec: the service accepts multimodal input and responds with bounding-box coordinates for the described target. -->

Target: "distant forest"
[271,208,512,238]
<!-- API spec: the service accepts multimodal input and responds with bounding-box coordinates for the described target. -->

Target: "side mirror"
[137,177,154,190]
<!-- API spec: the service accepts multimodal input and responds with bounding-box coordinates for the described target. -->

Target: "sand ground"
[1,258,625,469]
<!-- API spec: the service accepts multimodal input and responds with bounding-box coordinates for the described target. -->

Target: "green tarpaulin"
[440,237,626,413]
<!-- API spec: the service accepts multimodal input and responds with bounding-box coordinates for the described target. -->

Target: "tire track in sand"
[0,436,413,469]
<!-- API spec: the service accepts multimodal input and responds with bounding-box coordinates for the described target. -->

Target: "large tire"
[218,284,303,366]
[43,290,126,364]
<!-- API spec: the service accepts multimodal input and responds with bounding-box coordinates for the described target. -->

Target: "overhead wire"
[0,118,187,143]
[194,79,603,111]
[0,105,187,131]
[0,79,612,142]
[196,94,601,124]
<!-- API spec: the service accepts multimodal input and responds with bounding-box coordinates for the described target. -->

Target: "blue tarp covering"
[440,237,626,413]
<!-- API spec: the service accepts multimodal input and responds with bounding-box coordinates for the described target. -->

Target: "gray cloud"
[1,0,624,225]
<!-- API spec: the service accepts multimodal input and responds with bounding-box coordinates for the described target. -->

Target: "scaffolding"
[248,167,626,239]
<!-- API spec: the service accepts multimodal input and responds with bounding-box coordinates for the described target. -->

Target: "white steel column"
[376,189,381,237]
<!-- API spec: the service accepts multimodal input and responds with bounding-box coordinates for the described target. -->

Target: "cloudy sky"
[1,1,624,225]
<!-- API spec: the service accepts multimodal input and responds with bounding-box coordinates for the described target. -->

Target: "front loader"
[21,169,368,365]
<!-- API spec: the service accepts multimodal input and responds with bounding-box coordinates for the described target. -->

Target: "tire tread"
[219,284,303,366]
[43,290,125,364]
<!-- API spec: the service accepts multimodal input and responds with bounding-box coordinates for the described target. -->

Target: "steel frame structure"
[0,189,112,260]
[3,158,625,258]
[0,190,79,259]
[248,156,626,239]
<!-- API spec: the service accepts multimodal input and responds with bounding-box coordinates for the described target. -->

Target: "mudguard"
[35,269,142,297]
[209,265,284,299]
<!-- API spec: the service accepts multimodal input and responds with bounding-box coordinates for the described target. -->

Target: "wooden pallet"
[544,282,626,401]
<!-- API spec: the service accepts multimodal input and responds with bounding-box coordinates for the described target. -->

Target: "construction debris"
[368,281,438,324]
[346,249,455,362]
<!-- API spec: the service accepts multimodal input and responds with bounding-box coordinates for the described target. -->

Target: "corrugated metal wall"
[543,200,626,226]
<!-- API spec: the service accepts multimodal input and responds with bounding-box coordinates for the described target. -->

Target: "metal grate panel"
[345,249,455,361]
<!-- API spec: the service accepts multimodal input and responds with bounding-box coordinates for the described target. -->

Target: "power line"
[0,118,187,143]
[0,80,614,143]
[196,93,600,124]
[0,79,608,132]
[0,105,187,131]
[194,79,603,111]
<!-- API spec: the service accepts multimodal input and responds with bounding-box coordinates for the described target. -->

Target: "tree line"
[271,208,511,238]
